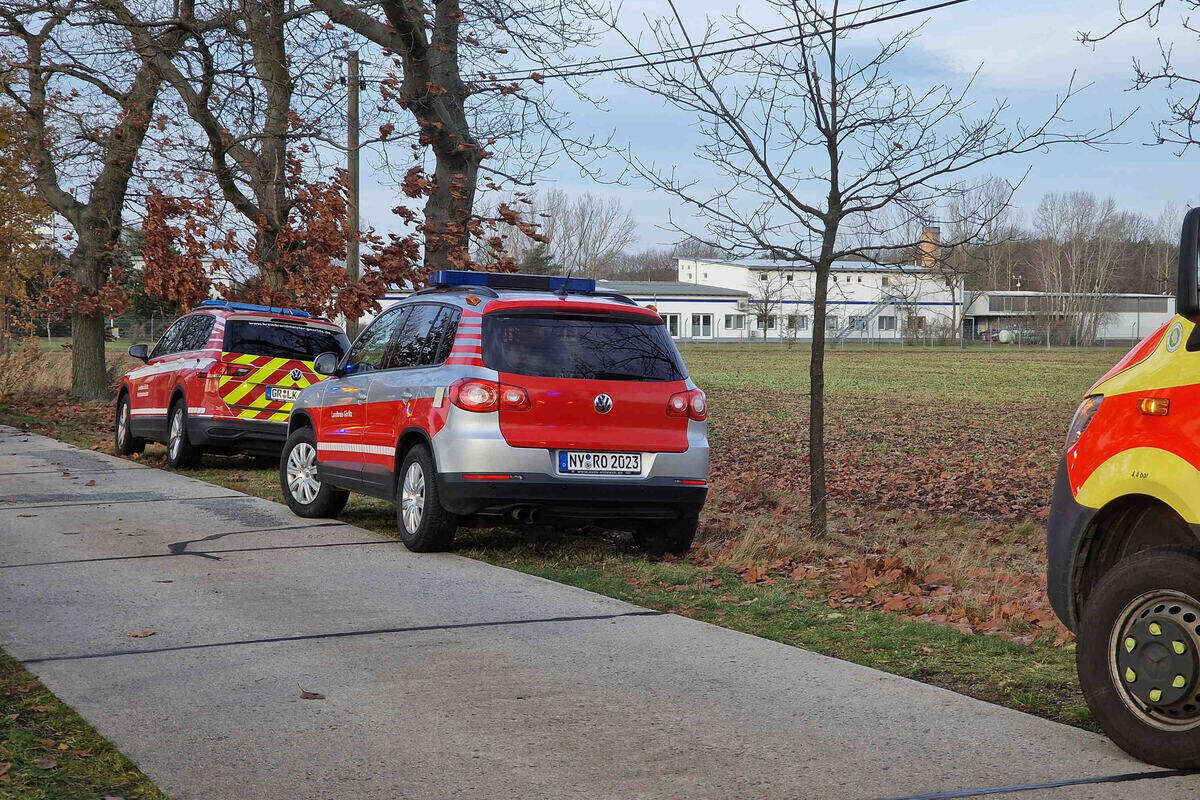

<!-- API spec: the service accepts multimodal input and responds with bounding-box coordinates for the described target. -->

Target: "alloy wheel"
[117,401,129,448]
[401,461,425,534]
[286,442,321,505]
[169,409,183,460]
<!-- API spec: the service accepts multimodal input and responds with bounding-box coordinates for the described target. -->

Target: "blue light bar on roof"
[430,270,596,293]
[198,300,311,318]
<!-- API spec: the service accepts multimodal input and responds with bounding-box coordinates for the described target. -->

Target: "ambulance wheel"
[633,514,698,556]
[396,444,457,552]
[1078,546,1200,768]
[165,400,201,469]
[280,427,348,518]
[114,394,144,456]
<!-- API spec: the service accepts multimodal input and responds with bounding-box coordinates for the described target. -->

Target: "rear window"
[223,319,349,361]
[482,312,687,381]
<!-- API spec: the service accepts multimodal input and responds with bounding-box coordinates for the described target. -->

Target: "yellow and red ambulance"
[1050,207,1200,766]
[115,301,349,468]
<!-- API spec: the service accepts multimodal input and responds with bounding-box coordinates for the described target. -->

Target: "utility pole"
[346,50,361,340]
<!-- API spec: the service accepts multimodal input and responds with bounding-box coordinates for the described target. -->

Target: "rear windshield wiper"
[590,371,655,381]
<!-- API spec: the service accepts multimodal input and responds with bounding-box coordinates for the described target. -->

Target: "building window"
[702,272,707,279]
[826,315,839,331]
[911,316,927,331]
[786,273,794,281]
[882,276,891,287]
[849,315,866,331]
[691,313,713,338]
[857,276,862,282]
[766,316,777,330]
[878,315,896,331]
[795,315,809,330]
[724,314,744,330]
[661,313,680,337]
[759,273,769,281]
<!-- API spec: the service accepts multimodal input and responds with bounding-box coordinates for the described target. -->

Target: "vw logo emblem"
[594,393,613,414]
[289,368,303,381]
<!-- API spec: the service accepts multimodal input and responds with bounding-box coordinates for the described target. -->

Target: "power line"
[356,0,974,86]
[483,0,913,81]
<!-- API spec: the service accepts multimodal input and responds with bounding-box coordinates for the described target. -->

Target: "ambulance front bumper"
[1047,454,1096,632]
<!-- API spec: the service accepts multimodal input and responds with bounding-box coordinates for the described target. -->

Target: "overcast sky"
[357,0,1200,249]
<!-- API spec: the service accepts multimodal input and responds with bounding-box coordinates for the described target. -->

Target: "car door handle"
[401,391,414,402]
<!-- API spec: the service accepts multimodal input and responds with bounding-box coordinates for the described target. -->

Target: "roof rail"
[197,299,311,318]
[411,284,500,299]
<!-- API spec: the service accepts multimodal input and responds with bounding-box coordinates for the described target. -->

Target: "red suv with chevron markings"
[115,301,349,468]
[279,271,709,555]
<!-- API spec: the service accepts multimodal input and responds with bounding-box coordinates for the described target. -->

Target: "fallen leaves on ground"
[126,630,156,639]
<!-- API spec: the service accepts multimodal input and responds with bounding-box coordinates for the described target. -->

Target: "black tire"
[633,514,698,556]
[165,399,201,469]
[279,427,349,518]
[114,394,145,455]
[396,444,457,552]
[1078,546,1200,768]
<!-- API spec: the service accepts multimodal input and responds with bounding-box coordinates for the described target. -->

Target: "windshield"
[482,312,687,382]
[223,320,349,361]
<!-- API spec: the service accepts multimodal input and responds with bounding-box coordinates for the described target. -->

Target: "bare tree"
[98,0,351,288]
[1082,2,1200,151]
[747,269,789,342]
[490,188,638,277]
[1031,190,1140,344]
[606,0,1122,537]
[308,0,605,271]
[0,1,187,397]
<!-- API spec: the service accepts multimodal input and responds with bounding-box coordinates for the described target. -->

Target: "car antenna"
[556,265,575,299]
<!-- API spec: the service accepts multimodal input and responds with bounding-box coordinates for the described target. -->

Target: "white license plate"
[267,386,301,403]
[558,450,642,475]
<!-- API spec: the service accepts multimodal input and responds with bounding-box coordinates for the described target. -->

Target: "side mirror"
[313,351,340,376]
[1177,207,1200,318]
[128,344,149,362]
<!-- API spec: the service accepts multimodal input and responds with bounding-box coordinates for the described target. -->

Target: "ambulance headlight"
[1066,395,1102,448]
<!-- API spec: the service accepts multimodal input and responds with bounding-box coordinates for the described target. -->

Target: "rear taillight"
[208,356,254,379]
[668,388,706,421]
[450,379,529,412]
[204,358,253,393]
[500,384,530,410]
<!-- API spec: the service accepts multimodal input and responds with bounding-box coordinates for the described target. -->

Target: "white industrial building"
[963,291,1175,343]
[368,250,1176,346]
[600,256,965,342]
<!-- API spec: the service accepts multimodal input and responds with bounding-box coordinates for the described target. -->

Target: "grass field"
[0,342,1125,797]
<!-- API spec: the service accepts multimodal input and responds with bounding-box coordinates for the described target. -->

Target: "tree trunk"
[67,231,115,399]
[809,261,830,539]
[71,309,107,399]
[422,148,480,271]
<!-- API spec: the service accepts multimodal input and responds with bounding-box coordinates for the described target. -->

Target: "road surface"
[2,426,1198,799]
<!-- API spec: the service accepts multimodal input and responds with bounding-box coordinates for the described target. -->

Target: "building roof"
[681,257,935,274]
[972,290,1172,298]
[597,280,750,298]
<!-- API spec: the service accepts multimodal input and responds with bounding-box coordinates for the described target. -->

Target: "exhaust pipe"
[509,507,539,524]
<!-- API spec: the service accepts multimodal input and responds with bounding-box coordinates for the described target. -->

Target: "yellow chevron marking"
[269,411,289,422]
[223,357,288,405]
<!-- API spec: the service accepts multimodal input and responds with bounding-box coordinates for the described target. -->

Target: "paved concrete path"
[2,426,1199,800]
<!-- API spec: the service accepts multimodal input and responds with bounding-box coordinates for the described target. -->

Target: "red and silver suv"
[279,271,709,554]
[115,301,350,467]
